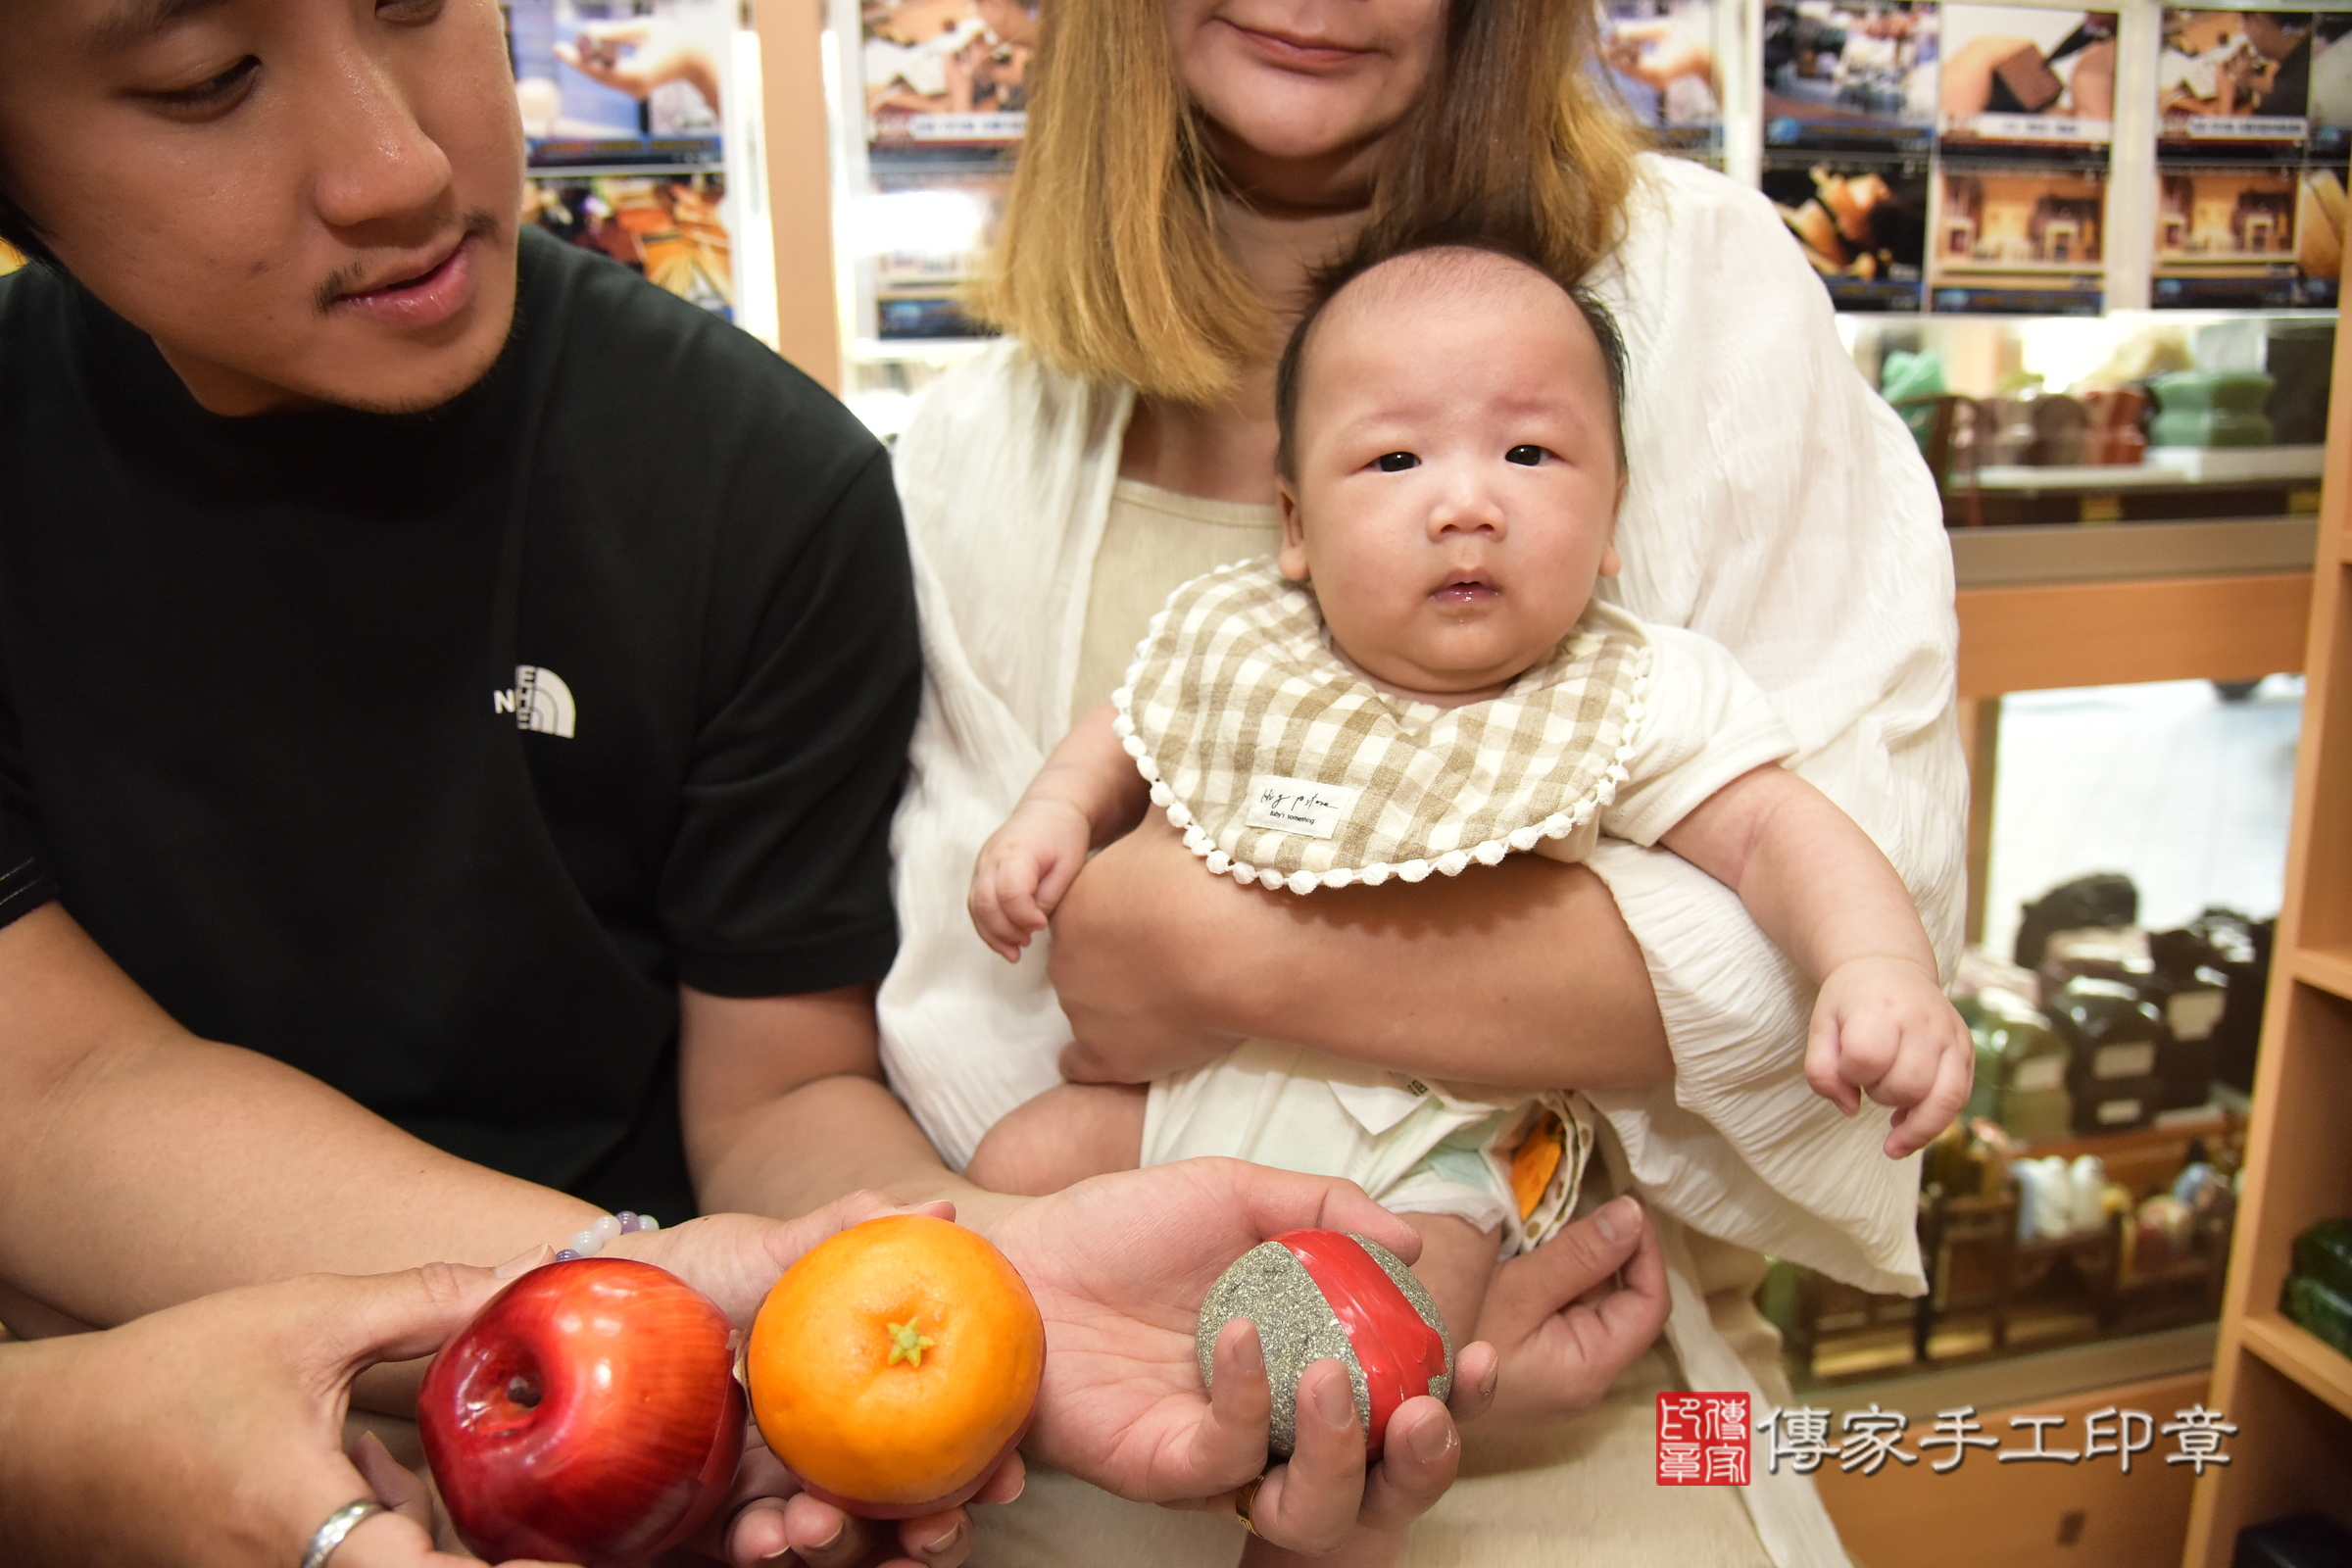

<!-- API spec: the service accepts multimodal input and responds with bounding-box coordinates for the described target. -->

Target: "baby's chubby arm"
[969,704,1152,961]
[1660,765,1973,1158]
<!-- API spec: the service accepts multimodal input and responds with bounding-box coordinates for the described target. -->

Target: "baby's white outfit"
[1117,558,1798,1256]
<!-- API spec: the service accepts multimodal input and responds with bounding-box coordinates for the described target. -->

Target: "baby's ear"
[1277,485,1311,581]
[1599,470,1628,578]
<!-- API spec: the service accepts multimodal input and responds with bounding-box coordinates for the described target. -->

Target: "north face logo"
[493,664,576,737]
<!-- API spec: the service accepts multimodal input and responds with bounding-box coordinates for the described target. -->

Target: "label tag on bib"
[1244,776,1359,839]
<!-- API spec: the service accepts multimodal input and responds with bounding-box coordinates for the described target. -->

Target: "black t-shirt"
[0,230,920,1223]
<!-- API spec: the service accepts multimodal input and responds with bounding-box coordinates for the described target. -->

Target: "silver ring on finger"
[299,1498,387,1568]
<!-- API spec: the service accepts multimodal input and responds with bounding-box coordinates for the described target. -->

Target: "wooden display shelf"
[2184,313,2352,1565]
[2287,944,2352,1004]
[1955,571,2313,700]
[1950,517,2316,590]
[2239,1312,2352,1424]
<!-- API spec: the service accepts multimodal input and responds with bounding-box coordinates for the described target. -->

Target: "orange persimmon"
[745,1214,1046,1517]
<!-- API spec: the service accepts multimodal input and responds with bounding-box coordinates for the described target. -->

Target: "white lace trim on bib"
[1111,558,1653,895]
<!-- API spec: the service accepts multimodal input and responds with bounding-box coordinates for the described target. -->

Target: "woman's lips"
[1218,18,1370,70]
[330,234,477,330]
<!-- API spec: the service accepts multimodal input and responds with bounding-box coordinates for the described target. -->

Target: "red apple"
[417,1257,745,1568]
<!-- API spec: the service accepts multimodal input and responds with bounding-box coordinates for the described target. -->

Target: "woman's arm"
[1049,816,1671,1091]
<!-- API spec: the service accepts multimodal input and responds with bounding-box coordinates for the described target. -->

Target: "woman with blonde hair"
[879,0,1964,1560]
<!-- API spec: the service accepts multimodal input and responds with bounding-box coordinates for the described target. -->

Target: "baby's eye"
[1505,445,1547,466]
[1375,452,1420,472]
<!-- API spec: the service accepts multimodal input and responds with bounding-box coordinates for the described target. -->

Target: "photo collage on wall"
[505,1,738,319]
[1931,6,2116,314]
[1743,0,2352,314]
[858,0,1035,338]
[1596,0,1728,164]
[2152,9,2344,307]
[1763,0,1939,309]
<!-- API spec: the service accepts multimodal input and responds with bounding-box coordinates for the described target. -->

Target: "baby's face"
[1279,253,1625,700]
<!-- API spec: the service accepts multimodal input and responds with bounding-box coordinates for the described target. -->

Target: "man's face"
[0,0,525,415]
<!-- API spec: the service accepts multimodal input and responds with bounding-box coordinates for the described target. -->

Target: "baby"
[964,239,1971,1366]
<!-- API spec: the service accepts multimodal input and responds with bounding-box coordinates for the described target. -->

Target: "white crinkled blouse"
[878,153,1963,1301]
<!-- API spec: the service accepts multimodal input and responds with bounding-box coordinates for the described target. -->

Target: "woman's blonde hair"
[974,0,1644,403]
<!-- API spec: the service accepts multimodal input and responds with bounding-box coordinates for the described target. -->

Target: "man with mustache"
[0,2,1547,1561]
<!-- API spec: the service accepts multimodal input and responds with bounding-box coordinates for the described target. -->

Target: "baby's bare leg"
[965,1082,1147,1196]
[1399,1211,1501,1349]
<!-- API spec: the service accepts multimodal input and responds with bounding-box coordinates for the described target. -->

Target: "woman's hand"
[1467,1195,1669,1428]
[0,1263,563,1568]
[1050,817,1670,1092]
[987,1158,1495,1553]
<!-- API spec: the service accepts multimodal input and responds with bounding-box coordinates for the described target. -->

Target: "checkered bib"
[1111,558,1654,895]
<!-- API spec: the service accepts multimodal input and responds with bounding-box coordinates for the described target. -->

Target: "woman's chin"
[1201,119,1394,208]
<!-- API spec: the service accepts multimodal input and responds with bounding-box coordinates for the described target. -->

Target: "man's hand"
[987,1159,1496,1554]
[606,1196,1018,1567]
[1805,955,1975,1159]
[1468,1195,1670,1428]
[0,1263,564,1568]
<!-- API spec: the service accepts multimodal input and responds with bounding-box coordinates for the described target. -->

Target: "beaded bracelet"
[554,1210,659,1262]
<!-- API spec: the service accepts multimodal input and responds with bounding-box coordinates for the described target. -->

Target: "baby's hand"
[968,799,1094,961]
[1806,956,1975,1160]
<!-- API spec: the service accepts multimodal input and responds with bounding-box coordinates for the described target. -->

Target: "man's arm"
[678,981,1010,1228]
[1046,817,1673,1092]
[0,906,603,1332]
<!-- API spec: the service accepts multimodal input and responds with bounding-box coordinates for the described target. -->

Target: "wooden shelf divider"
[2183,318,2352,1563]
[2289,945,2352,1005]
[2239,1313,2352,1425]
